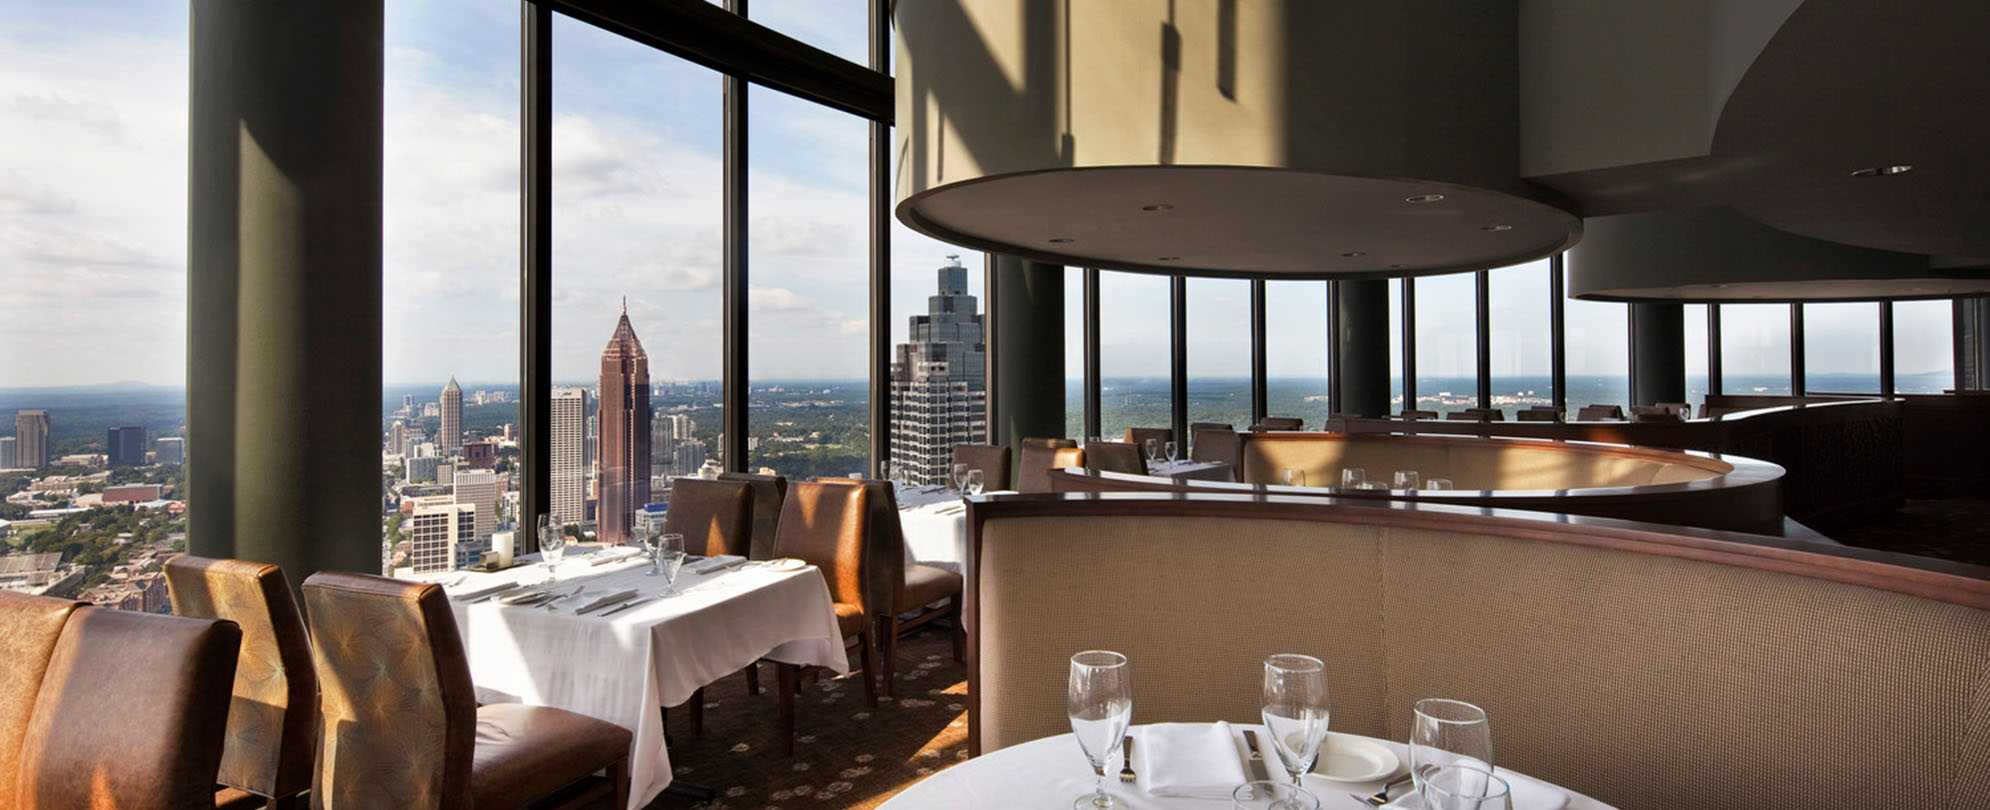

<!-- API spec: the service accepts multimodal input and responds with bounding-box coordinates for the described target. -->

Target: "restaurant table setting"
[415,541,850,810]
[893,479,1012,573]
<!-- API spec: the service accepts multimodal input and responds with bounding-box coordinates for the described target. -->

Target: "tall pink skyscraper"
[597,301,651,545]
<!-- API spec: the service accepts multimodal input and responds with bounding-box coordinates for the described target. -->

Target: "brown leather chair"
[1517,406,1563,422]
[0,591,84,810]
[718,471,787,560]
[770,481,878,754]
[822,478,966,698]
[1255,417,1304,430]
[664,477,754,558]
[1122,427,1172,457]
[1632,405,1684,422]
[1577,404,1626,421]
[165,556,316,810]
[17,606,240,810]
[950,444,1012,491]
[1401,409,1439,420]
[1083,441,1146,475]
[1016,445,1086,493]
[1189,427,1242,472]
[302,572,630,809]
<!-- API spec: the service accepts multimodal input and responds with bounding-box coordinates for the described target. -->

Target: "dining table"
[417,547,851,810]
[876,723,1617,810]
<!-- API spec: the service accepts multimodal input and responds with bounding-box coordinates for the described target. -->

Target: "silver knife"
[599,594,663,616]
[1241,729,1273,782]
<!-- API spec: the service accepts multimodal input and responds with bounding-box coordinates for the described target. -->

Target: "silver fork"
[1118,736,1135,783]
[539,586,585,610]
[1353,775,1413,806]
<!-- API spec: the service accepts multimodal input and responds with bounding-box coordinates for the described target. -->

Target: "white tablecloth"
[420,549,850,810]
[891,483,1006,573]
[878,724,1616,810]
[1146,458,1233,481]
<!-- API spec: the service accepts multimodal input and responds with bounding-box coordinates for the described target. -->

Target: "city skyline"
[596,303,652,545]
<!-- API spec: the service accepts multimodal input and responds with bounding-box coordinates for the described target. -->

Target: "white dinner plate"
[764,557,807,572]
[1311,732,1398,783]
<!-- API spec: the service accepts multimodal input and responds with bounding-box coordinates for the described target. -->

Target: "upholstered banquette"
[963,493,1990,810]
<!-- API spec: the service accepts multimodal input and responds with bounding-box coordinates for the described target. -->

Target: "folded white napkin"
[688,554,746,575]
[1137,721,1249,800]
[1384,767,1567,810]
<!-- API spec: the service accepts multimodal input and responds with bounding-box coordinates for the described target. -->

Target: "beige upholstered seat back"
[1241,435,1720,491]
[973,505,1990,810]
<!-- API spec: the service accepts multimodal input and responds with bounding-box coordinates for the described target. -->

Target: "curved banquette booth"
[1056,433,1787,535]
[963,493,1990,810]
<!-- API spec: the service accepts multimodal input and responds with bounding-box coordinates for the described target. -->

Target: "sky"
[0,0,1957,388]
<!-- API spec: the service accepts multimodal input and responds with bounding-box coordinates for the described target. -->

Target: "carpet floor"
[642,626,970,810]
[1827,496,1990,568]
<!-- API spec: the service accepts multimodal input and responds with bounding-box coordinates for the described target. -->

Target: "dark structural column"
[1335,279,1391,417]
[187,1,383,584]
[989,256,1065,449]
[1956,296,1990,391]
[866,0,889,476]
[1629,301,1686,406]
[721,0,749,472]
[520,1,552,553]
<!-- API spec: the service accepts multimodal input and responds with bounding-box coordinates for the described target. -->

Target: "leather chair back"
[820,478,908,615]
[18,608,240,810]
[303,572,478,810]
[951,444,1012,491]
[1020,437,1076,449]
[718,472,787,560]
[1122,428,1172,455]
[1255,417,1304,430]
[664,478,755,557]
[1084,442,1146,475]
[1189,427,1242,470]
[1016,446,1085,493]
[164,556,317,802]
[1401,410,1439,420]
[0,592,83,810]
[772,481,873,617]
[1517,407,1562,422]
[1577,404,1626,421]
[1632,405,1684,422]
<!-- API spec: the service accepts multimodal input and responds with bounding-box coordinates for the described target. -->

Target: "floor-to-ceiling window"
[1684,304,1709,412]
[1563,270,1630,413]
[1185,278,1253,429]
[1802,302,1881,394]
[1414,272,1479,414]
[1098,271,1172,440]
[1893,300,1955,393]
[0,0,191,605]
[1388,280,1405,413]
[1720,304,1794,395]
[1265,281,1328,423]
[1064,269,1086,439]
[1487,260,1552,417]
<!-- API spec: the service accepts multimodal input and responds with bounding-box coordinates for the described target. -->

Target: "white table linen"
[892,483,1019,573]
[1146,458,1233,481]
[876,723,1613,810]
[1138,721,1249,799]
[421,549,850,810]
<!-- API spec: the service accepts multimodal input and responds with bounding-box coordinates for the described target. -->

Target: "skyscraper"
[0,437,15,469]
[155,437,184,465]
[107,426,146,466]
[597,302,652,545]
[14,411,49,469]
[653,413,695,476]
[452,468,498,540]
[549,387,589,526]
[440,376,463,454]
[889,256,988,484]
[404,495,476,574]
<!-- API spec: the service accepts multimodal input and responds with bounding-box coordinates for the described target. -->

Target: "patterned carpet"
[1827,496,1990,568]
[642,626,970,810]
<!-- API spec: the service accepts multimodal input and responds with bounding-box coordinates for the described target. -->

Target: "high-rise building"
[0,437,15,469]
[13,411,49,470]
[404,495,476,574]
[889,256,988,485]
[452,468,498,540]
[106,426,147,466]
[155,437,184,465]
[549,387,589,526]
[653,413,695,476]
[440,376,463,454]
[597,302,652,545]
[388,420,409,456]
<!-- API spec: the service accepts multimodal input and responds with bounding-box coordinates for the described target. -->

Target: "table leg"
[777,662,799,757]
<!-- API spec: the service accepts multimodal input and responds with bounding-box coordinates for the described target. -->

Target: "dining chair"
[164,556,317,810]
[1401,409,1439,420]
[1121,427,1172,454]
[664,478,755,558]
[301,572,630,810]
[718,471,787,560]
[1185,422,1229,456]
[1083,441,1146,475]
[1632,405,1684,422]
[0,591,84,810]
[1188,427,1241,472]
[822,478,965,698]
[1254,416,1304,430]
[1015,444,1086,493]
[1517,406,1563,422]
[1019,437,1077,449]
[16,606,241,810]
[1657,401,1692,419]
[1445,411,1485,421]
[950,443,1012,491]
[770,480,878,754]
[1576,404,1626,421]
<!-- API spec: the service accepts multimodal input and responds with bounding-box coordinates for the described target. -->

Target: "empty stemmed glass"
[964,469,984,496]
[1163,440,1178,464]
[952,462,971,492]
[1420,764,1512,810]
[1409,699,1493,795]
[536,514,566,584]
[1281,468,1306,487]
[655,533,686,596]
[1341,468,1366,488]
[1393,470,1420,490]
[639,523,666,576]
[1261,653,1330,805]
[1068,650,1132,809]
[1143,438,1162,465]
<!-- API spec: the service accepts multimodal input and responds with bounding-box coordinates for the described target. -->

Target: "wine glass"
[1340,468,1366,488]
[1231,780,1320,810]
[1281,468,1306,487]
[879,459,895,486]
[964,469,984,496]
[656,533,686,596]
[536,514,566,584]
[1426,478,1454,490]
[1409,699,1493,794]
[1085,435,1102,447]
[1419,764,1511,810]
[1163,440,1178,463]
[1143,438,1161,464]
[639,523,665,576]
[1393,470,1419,490]
[1261,654,1330,795]
[1067,650,1131,810]
[952,462,971,492]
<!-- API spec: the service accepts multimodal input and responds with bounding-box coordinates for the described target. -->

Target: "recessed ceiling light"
[1341,251,1366,258]
[1851,164,1913,177]
[1142,204,1174,212]
[1048,237,1075,243]
[1480,224,1512,232]
[1405,194,1445,204]
[1156,256,1181,261]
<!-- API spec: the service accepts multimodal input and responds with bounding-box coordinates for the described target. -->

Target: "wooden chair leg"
[744,660,761,695]
[608,756,629,810]
[950,597,966,663]
[778,662,799,757]
[881,614,901,698]
[856,630,878,708]
[690,686,704,737]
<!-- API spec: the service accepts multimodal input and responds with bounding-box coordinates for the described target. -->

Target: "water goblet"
[1393,470,1420,490]
[1419,764,1512,810]
[1143,438,1161,464]
[1340,468,1367,488]
[1163,440,1178,463]
[952,462,971,491]
[1231,780,1320,810]
[639,524,665,576]
[656,533,686,596]
[1409,699,1493,794]
[1426,478,1454,490]
[1262,654,1331,796]
[964,469,984,496]
[1281,468,1306,487]
[536,514,566,583]
[1085,435,1102,446]
[1068,650,1132,809]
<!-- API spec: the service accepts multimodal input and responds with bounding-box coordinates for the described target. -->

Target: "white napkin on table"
[688,554,746,575]
[1384,766,1568,810]
[1137,721,1249,800]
